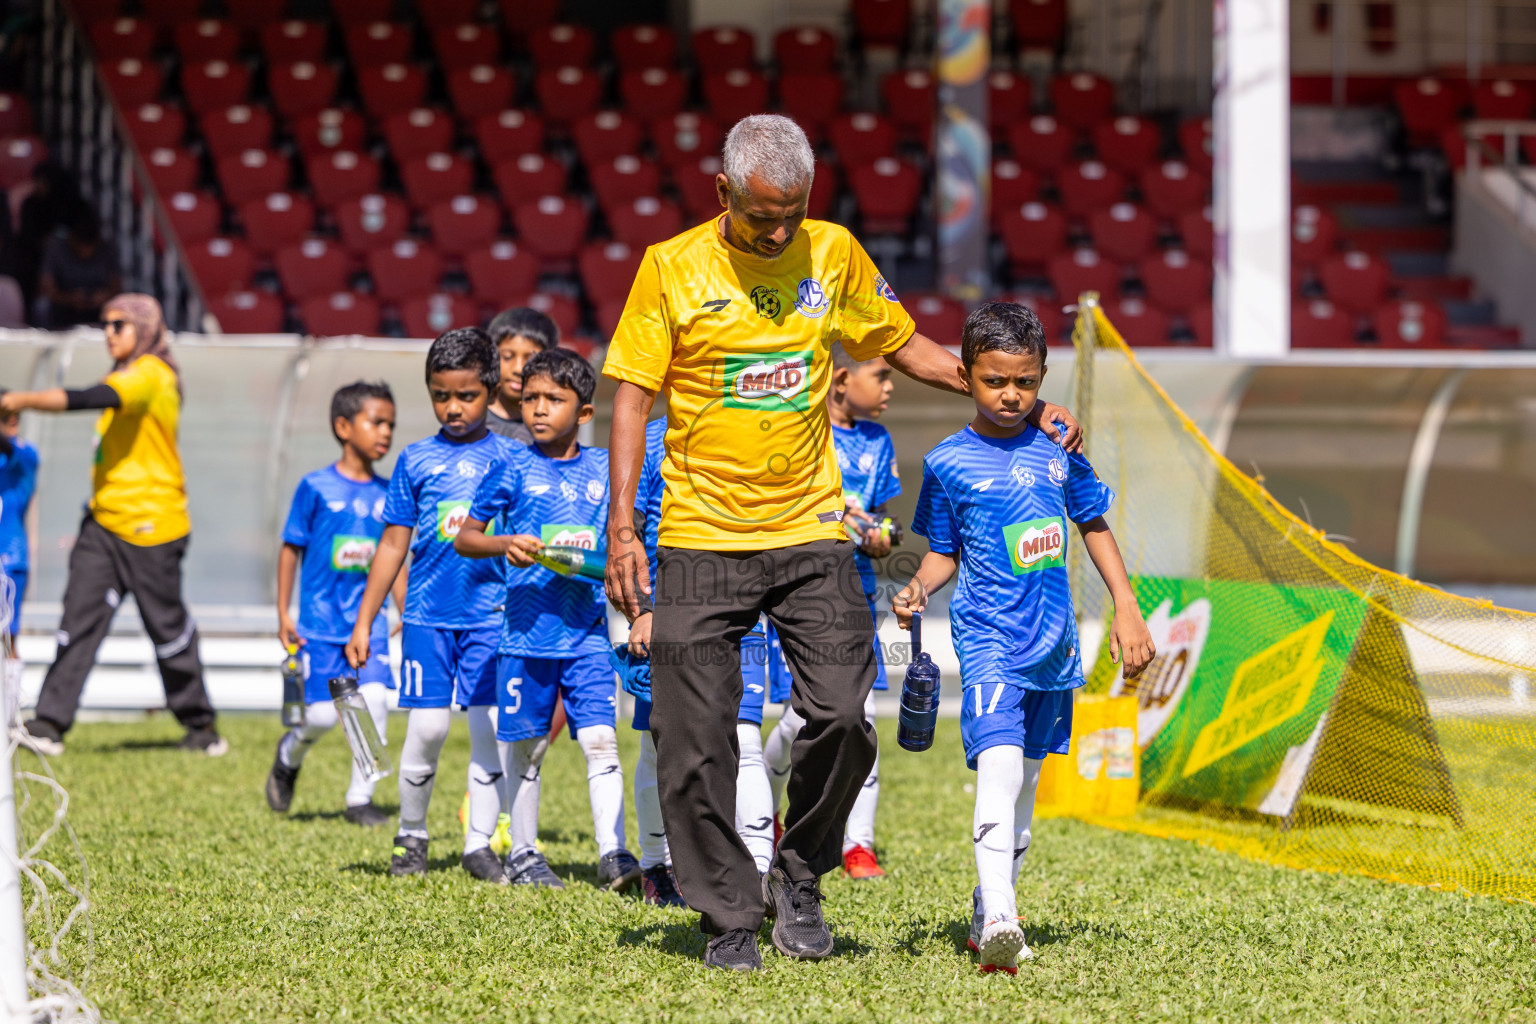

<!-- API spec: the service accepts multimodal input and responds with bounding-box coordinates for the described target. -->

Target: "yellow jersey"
[604,216,916,550]
[93,354,190,545]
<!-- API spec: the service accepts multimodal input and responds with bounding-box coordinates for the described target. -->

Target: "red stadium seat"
[307,149,382,208]
[331,0,392,23]
[358,63,429,118]
[511,195,590,264]
[181,60,253,116]
[434,23,501,67]
[535,66,603,128]
[215,148,289,206]
[1105,296,1171,346]
[276,238,353,299]
[620,68,689,124]
[1140,159,1208,218]
[852,0,910,48]
[240,192,316,254]
[91,18,156,60]
[1000,201,1067,273]
[1088,202,1156,264]
[1010,0,1066,50]
[517,292,581,338]
[611,24,677,72]
[692,26,756,75]
[849,157,921,234]
[589,154,661,214]
[1093,116,1160,177]
[427,195,502,256]
[1373,299,1446,348]
[0,137,42,190]
[1393,77,1465,147]
[595,299,627,338]
[528,23,594,70]
[1140,249,1212,313]
[366,239,444,299]
[300,292,382,336]
[608,196,683,248]
[1057,160,1125,217]
[464,240,539,302]
[400,152,474,207]
[991,159,1040,227]
[704,70,770,126]
[831,113,896,166]
[1010,293,1066,344]
[579,240,643,300]
[345,21,413,67]
[335,193,410,253]
[1186,301,1213,346]
[145,146,199,195]
[498,0,558,38]
[1319,250,1390,314]
[174,19,240,63]
[448,64,518,120]
[491,153,567,203]
[1005,115,1072,174]
[211,289,285,334]
[401,293,479,338]
[778,72,843,140]
[907,294,966,342]
[1050,72,1115,132]
[140,0,199,25]
[292,108,367,157]
[775,26,836,73]
[125,103,184,150]
[0,93,31,137]
[164,190,221,247]
[806,161,838,220]
[1291,204,1337,268]
[1048,247,1120,301]
[261,22,328,65]
[675,155,725,221]
[415,0,478,29]
[1179,116,1213,173]
[1178,205,1213,260]
[382,108,455,163]
[1291,298,1356,348]
[1472,78,1533,120]
[988,71,1032,135]
[652,112,722,169]
[187,237,256,295]
[881,69,935,143]
[201,104,273,159]
[101,59,164,108]
[269,62,340,119]
[475,109,545,163]
[573,111,645,167]
[226,0,285,28]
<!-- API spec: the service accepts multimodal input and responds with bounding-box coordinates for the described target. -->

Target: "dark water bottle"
[279,645,305,728]
[897,611,941,752]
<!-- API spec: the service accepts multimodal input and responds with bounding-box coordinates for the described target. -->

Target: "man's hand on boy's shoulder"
[1028,401,1083,453]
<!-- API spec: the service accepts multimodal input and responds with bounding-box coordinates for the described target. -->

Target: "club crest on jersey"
[541,523,598,550]
[372,497,385,519]
[795,278,829,318]
[1011,464,1035,487]
[560,480,578,501]
[1002,517,1066,575]
[458,460,479,478]
[436,500,470,541]
[749,285,782,319]
[331,534,376,572]
[586,479,604,502]
[352,497,370,517]
[723,351,814,410]
[1049,457,1068,484]
[875,273,899,302]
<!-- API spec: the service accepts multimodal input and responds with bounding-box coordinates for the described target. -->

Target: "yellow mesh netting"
[1067,298,1536,902]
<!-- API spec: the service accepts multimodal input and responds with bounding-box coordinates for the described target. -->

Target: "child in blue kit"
[266,382,402,825]
[894,302,1155,975]
[456,348,641,891]
[0,398,38,636]
[346,328,520,884]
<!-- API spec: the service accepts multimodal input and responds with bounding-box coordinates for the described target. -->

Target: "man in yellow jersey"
[603,116,1080,971]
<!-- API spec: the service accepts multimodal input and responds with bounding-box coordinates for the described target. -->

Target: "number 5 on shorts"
[503,676,521,715]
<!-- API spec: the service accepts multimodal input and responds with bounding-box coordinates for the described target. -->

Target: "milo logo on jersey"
[436,500,470,541]
[723,350,814,411]
[331,535,377,572]
[541,524,599,549]
[1002,517,1066,575]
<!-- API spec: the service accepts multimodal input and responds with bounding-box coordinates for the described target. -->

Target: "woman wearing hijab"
[0,293,223,756]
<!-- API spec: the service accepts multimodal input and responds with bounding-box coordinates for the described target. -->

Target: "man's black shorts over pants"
[649,538,878,935]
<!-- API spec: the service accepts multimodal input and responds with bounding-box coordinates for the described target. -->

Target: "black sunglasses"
[103,319,130,334]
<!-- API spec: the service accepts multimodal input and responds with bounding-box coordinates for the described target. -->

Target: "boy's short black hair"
[522,348,596,405]
[830,341,862,372]
[487,306,559,350]
[330,380,394,442]
[425,326,500,392]
[960,301,1048,369]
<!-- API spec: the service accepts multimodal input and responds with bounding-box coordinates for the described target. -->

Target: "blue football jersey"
[0,440,38,573]
[833,420,901,595]
[468,444,610,658]
[911,424,1113,690]
[383,430,517,629]
[282,465,391,643]
[634,417,668,580]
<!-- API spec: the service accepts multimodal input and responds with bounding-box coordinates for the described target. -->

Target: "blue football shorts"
[498,650,616,742]
[299,622,391,705]
[398,623,499,709]
[960,682,1076,770]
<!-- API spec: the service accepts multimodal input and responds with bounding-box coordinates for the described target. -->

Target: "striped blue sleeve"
[1064,451,1114,523]
[911,459,958,554]
[381,458,417,528]
[280,479,313,548]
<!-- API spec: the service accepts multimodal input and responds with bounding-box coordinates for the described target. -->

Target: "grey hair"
[722,115,815,199]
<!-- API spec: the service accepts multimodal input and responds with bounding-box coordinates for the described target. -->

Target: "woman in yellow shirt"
[1,294,223,756]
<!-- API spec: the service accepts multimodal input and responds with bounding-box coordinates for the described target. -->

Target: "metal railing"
[1463,118,1536,224]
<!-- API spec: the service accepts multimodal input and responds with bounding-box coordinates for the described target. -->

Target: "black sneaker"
[389,835,428,877]
[640,864,686,908]
[16,719,63,757]
[265,744,298,813]
[343,802,388,827]
[596,848,642,892]
[704,928,762,972]
[762,867,833,960]
[461,847,509,884]
[178,727,229,756]
[506,849,565,889]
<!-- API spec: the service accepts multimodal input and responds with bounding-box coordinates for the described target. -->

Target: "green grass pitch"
[21,712,1536,1023]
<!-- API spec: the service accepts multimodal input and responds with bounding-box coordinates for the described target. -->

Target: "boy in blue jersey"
[346,328,520,884]
[894,303,1154,975]
[762,342,901,880]
[0,399,38,637]
[266,382,402,825]
[457,348,641,891]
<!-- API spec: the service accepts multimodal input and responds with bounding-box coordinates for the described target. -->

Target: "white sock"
[764,705,803,814]
[464,705,503,855]
[735,722,774,874]
[343,683,390,808]
[1013,756,1042,887]
[843,689,879,853]
[577,725,625,857]
[634,731,670,869]
[397,707,451,840]
[504,735,549,858]
[973,746,1043,927]
[278,698,338,769]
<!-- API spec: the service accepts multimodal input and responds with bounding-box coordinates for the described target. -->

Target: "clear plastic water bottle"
[279,645,305,728]
[897,612,941,752]
[329,675,391,783]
